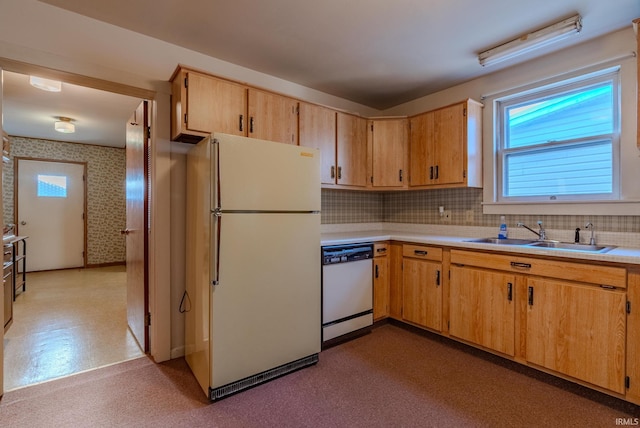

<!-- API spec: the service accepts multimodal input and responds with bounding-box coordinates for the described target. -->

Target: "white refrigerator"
[185,133,321,401]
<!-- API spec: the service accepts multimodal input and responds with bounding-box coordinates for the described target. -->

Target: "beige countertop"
[321,229,640,266]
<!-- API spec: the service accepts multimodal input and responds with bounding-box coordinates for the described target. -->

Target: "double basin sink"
[465,237,615,253]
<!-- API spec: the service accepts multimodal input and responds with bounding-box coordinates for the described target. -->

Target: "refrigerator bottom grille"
[209,353,319,401]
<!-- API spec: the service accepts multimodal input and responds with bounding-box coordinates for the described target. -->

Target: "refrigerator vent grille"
[209,354,319,401]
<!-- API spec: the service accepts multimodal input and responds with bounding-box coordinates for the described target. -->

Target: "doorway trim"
[14,157,88,269]
[0,56,169,362]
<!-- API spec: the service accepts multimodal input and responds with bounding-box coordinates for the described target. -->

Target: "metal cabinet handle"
[375,264,379,279]
[239,114,244,132]
[337,166,342,179]
[507,282,513,301]
[120,229,130,235]
[436,270,441,287]
[249,117,254,133]
[414,250,428,256]
[399,169,403,182]
[528,286,534,306]
[376,248,387,254]
[330,166,335,179]
[430,166,434,180]
[510,261,532,269]
[435,165,439,179]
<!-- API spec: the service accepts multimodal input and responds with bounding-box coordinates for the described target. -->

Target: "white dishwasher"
[321,243,373,344]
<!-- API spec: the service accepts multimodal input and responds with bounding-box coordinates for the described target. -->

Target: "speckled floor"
[3,265,144,391]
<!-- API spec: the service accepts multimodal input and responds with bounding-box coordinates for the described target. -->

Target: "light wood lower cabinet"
[627,269,640,405]
[525,277,627,394]
[449,265,516,356]
[402,245,442,332]
[373,249,390,321]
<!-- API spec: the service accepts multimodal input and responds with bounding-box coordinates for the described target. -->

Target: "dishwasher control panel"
[322,243,373,265]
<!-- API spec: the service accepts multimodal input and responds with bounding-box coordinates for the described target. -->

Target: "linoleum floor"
[3,265,144,391]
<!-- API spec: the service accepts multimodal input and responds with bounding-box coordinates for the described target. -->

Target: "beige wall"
[3,137,126,266]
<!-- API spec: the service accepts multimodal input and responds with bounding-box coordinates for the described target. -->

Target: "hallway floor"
[3,265,144,391]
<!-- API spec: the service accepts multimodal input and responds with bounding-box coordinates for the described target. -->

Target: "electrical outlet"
[442,210,452,223]
[465,210,474,223]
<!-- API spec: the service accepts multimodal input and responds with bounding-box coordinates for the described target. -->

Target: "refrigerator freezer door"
[210,212,321,389]
[212,133,320,212]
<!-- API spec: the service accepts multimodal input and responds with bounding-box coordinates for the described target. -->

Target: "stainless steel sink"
[465,238,537,245]
[528,241,615,253]
[464,237,616,253]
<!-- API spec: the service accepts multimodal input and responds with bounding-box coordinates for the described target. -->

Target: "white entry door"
[17,159,86,272]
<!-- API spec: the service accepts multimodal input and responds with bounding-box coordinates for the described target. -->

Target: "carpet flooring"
[1,323,638,427]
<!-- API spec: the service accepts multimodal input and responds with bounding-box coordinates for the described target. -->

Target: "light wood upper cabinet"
[449,265,516,356]
[299,102,336,184]
[336,112,368,187]
[369,118,408,188]
[171,68,247,143]
[409,99,482,188]
[526,277,626,394]
[248,88,298,145]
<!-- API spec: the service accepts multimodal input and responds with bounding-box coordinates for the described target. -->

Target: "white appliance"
[321,244,374,343]
[184,133,321,401]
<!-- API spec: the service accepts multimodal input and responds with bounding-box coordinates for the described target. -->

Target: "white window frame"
[495,67,621,204]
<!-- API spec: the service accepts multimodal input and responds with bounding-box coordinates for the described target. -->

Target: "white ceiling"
[1,0,638,147]
[2,71,142,148]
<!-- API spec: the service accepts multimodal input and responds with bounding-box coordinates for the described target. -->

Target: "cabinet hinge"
[184,77,188,88]
[184,113,188,124]
[626,376,630,389]
[370,123,374,132]
[463,170,466,178]
[463,108,467,117]
[147,126,151,139]
[627,301,632,314]
[370,176,374,184]
[145,312,151,327]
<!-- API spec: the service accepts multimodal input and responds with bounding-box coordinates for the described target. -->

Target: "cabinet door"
[373,256,390,320]
[408,111,434,187]
[526,278,626,393]
[336,112,367,187]
[187,71,247,137]
[433,103,465,185]
[389,242,404,320]
[299,103,336,184]
[247,88,298,145]
[402,258,442,331]
[370,119,407,188]
[449,266,515,356]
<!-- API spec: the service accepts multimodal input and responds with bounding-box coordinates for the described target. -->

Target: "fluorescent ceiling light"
[29,76,62,92]
[478,15,582,67]
[55,117,75,133]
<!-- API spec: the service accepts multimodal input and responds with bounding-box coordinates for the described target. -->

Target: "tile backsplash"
[321,188,640,233]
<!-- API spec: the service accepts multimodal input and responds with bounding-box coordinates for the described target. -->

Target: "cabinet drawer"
[374,242,389,257]
[403,244,442,261]
[450,249,626,288]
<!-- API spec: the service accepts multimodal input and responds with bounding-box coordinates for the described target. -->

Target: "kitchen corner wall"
[3,136,126,265]
[321,188,640,233]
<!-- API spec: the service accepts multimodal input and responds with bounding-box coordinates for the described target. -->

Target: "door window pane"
[37,174,68,198]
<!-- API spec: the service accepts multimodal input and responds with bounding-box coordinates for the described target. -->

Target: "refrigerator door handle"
[212,138,221,211]
[212,210,221,286]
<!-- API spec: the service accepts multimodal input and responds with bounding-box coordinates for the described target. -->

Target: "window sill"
[482,200,640,216]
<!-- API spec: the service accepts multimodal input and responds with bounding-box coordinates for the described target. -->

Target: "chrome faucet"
[585,222,596,245]
[517,221,546,240]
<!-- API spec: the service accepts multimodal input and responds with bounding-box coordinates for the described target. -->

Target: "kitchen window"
[496,67,620,202]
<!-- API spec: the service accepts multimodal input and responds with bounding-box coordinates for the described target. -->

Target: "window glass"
[37,174,68,198]
[497,69,619,201]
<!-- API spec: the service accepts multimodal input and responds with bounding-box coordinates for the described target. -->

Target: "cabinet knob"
[120,229,131,235]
